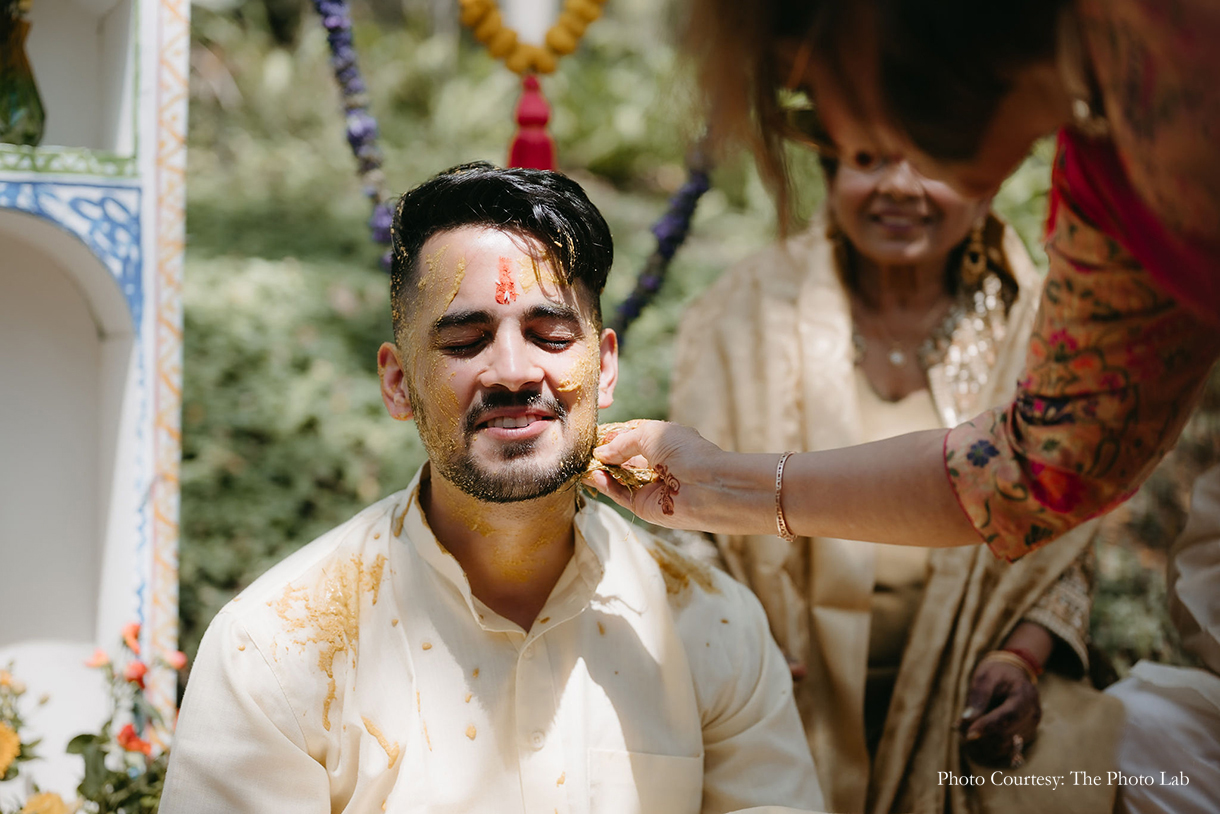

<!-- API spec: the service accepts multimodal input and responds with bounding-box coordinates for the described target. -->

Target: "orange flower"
[20,791,70,814]
[84,648,110,669]
[122,622,141,655]
[123,660,148,689]
[165,650,187,671]
[116,723,151,755]
[0,722,20,776]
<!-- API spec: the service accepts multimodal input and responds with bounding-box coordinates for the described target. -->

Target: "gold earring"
[961,221,987,288]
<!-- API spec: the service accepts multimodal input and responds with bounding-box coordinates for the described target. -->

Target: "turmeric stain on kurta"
[392,503,409,538]
[416,690,433,751]
[273,553,389,731]
[362,716,400,769]
[647,540,719,602]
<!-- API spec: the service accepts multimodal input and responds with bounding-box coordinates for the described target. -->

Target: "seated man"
[160,163,823,814]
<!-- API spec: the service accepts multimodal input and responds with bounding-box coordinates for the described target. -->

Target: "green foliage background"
[181,1,1211,676]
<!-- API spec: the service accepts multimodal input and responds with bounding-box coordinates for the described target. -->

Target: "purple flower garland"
[313,0,393,270]
[311,0,712,310]
[610,150,712,342]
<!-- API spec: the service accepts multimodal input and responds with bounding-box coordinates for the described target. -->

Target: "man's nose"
[478,330,544,390]
[876,159,923,200]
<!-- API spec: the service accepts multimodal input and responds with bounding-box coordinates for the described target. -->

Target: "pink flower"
[122,622,141,655]
[84,648,111,669]
[124,660,148,689]
[165,650,187,671]
[116,723,152,755]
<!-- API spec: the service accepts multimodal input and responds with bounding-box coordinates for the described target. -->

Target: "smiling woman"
[663,153,1120,812]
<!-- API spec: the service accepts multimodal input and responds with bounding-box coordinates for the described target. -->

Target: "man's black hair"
[390,162,614,336]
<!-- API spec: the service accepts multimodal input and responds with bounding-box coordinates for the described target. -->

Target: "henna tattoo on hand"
[654,464,680,516]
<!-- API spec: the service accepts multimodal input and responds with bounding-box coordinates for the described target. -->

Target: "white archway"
[0,209,135,794]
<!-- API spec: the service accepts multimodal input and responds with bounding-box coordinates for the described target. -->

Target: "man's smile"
[472,405,558,441]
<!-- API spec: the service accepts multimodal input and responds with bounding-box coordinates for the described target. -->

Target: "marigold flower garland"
[459,0,609,170]
[457,0,607,75]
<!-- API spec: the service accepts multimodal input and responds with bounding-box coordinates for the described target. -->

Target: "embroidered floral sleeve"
[945,148,1220,562]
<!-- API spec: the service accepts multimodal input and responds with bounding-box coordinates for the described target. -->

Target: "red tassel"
[508,75,556,170]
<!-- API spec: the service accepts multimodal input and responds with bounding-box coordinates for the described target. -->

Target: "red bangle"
[1003,646,1044,677]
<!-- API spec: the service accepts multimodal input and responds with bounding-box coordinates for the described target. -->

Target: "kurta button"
[523,644,535,659]
[529,730,545,749]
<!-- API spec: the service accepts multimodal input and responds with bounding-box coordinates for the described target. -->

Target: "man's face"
[379,225,617,502]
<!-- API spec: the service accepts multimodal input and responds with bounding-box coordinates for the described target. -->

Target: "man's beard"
[412,387,595,503]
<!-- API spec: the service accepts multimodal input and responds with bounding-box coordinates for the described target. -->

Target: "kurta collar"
[394,464,607,637]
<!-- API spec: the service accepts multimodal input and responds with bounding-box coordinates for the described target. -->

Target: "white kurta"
[161,467,823,814]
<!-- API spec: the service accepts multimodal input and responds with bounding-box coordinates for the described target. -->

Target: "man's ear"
[597,329,618,410]
[378,342,414,421]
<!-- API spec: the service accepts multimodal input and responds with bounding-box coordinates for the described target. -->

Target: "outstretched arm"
[585,422,976,546]
[590,149,1220,559]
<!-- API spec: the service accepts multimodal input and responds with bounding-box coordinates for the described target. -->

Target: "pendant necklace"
[852,297,954,370]
[851,300,913,368]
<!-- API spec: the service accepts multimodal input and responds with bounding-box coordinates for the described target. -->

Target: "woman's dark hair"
[390,162,614,333]
[872,0,1066,161]
[686,0,1067,220]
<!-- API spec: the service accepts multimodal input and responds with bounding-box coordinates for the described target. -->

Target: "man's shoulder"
[217,490,409,630]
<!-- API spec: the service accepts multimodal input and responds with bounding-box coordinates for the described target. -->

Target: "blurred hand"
[582,420,731,531]
[959,659,1041,766]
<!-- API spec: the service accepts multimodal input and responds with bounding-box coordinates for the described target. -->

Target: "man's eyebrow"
[523,302,582,324]
[432,309,493,332]
[430,303,584,333]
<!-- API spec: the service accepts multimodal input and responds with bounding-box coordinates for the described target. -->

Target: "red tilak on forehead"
[495,256,518,305]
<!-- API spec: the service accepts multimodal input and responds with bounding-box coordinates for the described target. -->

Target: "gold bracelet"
[775,452,796,543]
[980,650,1039,685]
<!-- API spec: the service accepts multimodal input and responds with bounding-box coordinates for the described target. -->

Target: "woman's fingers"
[961,661,1040,765]
[593,419,659,465]
[960,663,1003,731]
[582,469,642,511]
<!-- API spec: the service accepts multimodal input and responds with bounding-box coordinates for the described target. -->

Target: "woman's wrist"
[705,451,788,537]
[1001,621,1055,670]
